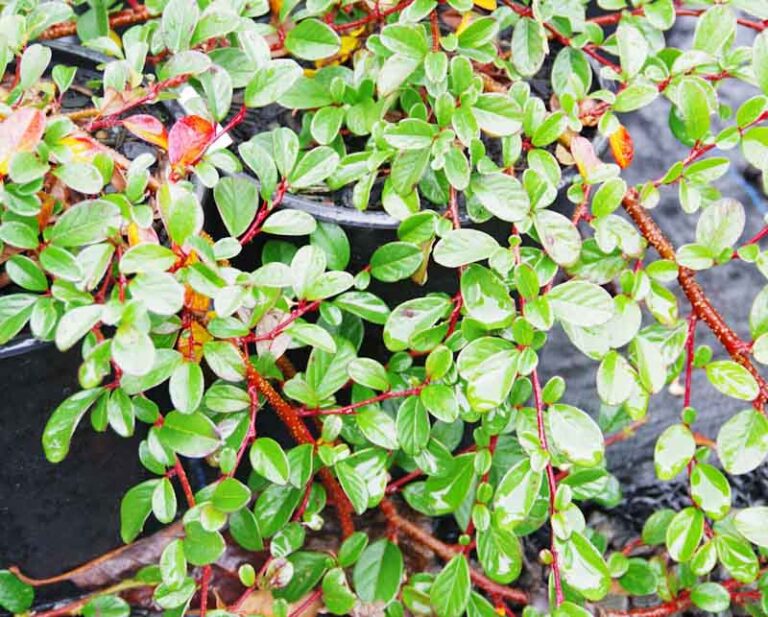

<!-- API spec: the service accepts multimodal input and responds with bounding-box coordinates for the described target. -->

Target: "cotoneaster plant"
[1,1,768,617]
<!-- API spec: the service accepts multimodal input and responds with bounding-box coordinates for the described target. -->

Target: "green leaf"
[230,508,264,551]
[7,255,48,291]
[666,507,703,563]
[380,23,429,59]
[597,351,635,406]
[753,32,768,95]
[120,479,160,543]
[679,78,711,142]
[693,5,735,56]
[213,176,259,237]
[511,18,547,76]
[696,198,744,254]
[470,173,529,223]
[433,229,499,268]
[50,197,120,246]
[53,163,105,195]
[476,524,522,584]
[549,404,604,467]
[734,507,768,547]
[310,222,350,271]
[183,522,226,566]
[250,437,290,485]
[493,459,542,530]
[383,119,438,150]
[384,296,452,351]
[113,325,155,378]
[311,106,345,146]
[262,209,317,236]
[0,571,34,613]
[284,19,340,60]
[547,280,614,327]
[557,532,611,601]
[348,358,389,391]
[690,463,731,520]
[617,24,648,78]
[152,477,177,524]
[431,555,470,617]
[169,362,205,414]
[716,408,768,474]
[0,294,36,344]
[353,540,404,605]
[335,461,369,515]
[691,582,730,612]
[338,532,369,568]
[654,424,695,480]
[82,595,130,617]
[161,0,200,51]
[336,292,390,325]
[43,388,104,463]
[706,360,759,401]
[213,477,252,512]
[288,147,340,189]
[160,411,221,458]
[396,396,430,456]
[457,337,519,412]
[533,210,581,267]
[120,244,178,274]
[322,568,357,615]
[370,242,423,282]
[618,558,658,596]
[715,534,759,583]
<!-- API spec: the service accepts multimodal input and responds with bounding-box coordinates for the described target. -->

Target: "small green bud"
[554,484,572,510]
[476,481,494,504]
[539,549,554,565]
[681,406,697,425]
[542,376,566,404]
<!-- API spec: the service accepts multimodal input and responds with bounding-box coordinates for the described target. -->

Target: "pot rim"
[234,67,610,230]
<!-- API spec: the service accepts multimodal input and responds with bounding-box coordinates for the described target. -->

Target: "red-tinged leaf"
[0,108,46,174]
[571,135,602,179]
[609,124,634,169]
[122,114,169,150]
[168,116,215,171]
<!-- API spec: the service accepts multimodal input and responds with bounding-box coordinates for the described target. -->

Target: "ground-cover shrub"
[1,0,768,616]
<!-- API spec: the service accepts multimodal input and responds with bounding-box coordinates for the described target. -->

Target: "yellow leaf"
[474,0,497,10]
[455,12,473,35]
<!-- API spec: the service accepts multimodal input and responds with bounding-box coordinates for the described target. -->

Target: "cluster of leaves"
[1,0,768,616]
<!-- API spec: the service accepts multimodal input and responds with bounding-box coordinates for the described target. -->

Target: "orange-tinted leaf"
[37,193,56,229]
[0,108,46,175]
[126,222,161,246]
[122,114,169,150]
[168,116,215,171]
[58,134,103,163]
[177,320,212,363]
[609,124,634,169]
[571,136,602,179]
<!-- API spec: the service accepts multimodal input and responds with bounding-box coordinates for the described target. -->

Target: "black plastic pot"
[0,40,206,359]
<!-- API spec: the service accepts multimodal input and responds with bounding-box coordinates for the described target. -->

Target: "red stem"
[174,458,196,508]
[297,385,424,417]
[246,299,321,344]
[239,180,288,245]
[331,0,416,32]
[198,566,211,617]
[531,369,564,607]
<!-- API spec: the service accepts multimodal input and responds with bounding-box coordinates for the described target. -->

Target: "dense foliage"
[1,0,768,616]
